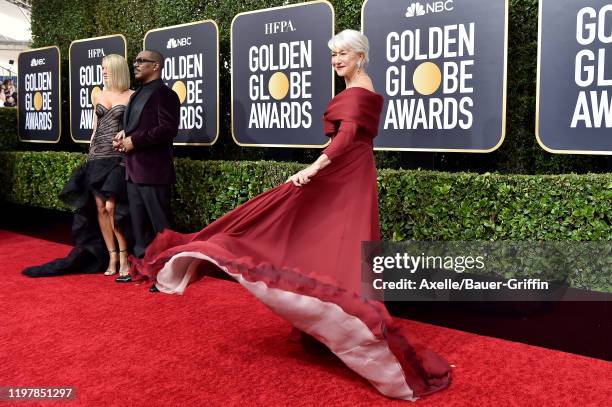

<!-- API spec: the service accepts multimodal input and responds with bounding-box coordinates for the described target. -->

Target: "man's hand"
[122,136,134,153]
[112,131,133,153]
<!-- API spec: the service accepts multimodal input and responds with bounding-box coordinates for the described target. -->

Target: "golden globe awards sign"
[69,34,127,143]
[363,0,507,152]
[231,1,334,147]
[17,46,61,143]
[144,21,219,145]
[536,0,612,154]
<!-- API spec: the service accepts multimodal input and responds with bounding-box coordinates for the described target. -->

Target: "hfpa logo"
[405,0,454,18]
[166,37,192,49]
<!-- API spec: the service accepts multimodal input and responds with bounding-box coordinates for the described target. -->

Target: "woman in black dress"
[24,54,134,277]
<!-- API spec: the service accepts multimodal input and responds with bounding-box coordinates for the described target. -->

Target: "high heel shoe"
[104,250,118,276]
[118,249,130,277]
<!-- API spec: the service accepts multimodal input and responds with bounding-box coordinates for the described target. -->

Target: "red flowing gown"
[131,87,451,400]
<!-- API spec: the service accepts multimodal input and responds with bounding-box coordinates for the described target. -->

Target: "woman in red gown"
[131,30,451,400]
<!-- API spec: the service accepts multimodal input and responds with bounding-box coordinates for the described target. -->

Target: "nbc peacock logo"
[406,0,454,18]
[31,58,45,67]
[167,38,178,49]
[405,2,426,18]
[166,37,192,49]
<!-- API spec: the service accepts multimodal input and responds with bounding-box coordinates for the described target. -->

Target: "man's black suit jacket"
[123,78,180,185]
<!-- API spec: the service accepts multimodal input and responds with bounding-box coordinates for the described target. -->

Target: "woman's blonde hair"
[102,54,130,91]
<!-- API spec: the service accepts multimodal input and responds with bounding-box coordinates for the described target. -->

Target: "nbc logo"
[406,2,426,17]
[166,37,192,49]
[406,0,454,18]
[31,58,45,67]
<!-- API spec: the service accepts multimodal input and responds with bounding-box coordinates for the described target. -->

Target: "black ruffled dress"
[23,104,132,277]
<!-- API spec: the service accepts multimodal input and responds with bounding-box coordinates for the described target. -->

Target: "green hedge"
[23,0,610,174]
[1,151,609,241]
[1,151,609,289]
[0,108,19,151]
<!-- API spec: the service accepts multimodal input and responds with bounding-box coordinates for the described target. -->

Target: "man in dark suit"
[113,50,180,288]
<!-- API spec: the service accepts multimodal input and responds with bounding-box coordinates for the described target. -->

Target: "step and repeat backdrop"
[16,0,611,155]
[17,46,61,143]
[537,0,612,155]
[231,1,334,147]
[363,0,507,152]
[69,34,127,143]
[144,21,219,145]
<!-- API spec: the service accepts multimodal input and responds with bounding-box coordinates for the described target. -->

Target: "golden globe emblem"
[33,92,43,111]
[172,81,187,104]
[413,62,442,96]
[268,72,289,100]
[91,86,102,105]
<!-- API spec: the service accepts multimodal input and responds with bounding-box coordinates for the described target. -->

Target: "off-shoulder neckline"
[340,86,381,97]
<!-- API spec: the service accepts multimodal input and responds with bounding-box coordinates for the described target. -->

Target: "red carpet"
[0,229,610,406]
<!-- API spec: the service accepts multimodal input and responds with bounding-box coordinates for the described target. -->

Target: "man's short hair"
[144,49,165,66]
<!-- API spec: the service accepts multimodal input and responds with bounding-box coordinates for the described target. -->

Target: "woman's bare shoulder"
[93,90,106,106]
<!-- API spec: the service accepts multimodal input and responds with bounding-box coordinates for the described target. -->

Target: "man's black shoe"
[115,275,132,283]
